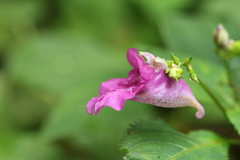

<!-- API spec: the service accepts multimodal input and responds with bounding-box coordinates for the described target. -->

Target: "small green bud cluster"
[213,24,240,59]
[165,64,184,81]
[165,53,199,82]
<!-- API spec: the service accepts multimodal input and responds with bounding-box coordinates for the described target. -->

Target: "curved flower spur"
[87,48,204,119]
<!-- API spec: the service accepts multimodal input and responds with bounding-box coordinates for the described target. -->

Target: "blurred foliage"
[0,0,240,159]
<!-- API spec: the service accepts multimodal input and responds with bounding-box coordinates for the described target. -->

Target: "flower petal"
[99,78,127,96]
[127,48,140,69]
[139,52,155,65]
[87,85,144,115]
[127,48,155,80]
[86,97,98,115]
[153,57,168,69]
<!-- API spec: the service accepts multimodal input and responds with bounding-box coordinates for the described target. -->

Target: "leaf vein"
[169,140,225,159]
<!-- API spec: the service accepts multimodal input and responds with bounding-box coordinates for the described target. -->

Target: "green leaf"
[226,108,240,135]
[226,56,240,134]
[121,119,229,160]
[229,56,240,101]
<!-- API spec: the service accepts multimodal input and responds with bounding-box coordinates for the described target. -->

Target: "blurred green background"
[1,0,240,159]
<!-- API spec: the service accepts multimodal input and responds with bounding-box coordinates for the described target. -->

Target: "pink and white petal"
[127,48,155,81]
[92,85,145,115]
[94,89,136,115]
[86,97,98,115]
[99,78,127,96]
[127,69,140,80]
[153,57,168,69]
[191,100,205,119]
[127,48,140,69]
[139,65,155,81]
[127,48,148,71]
[139,52,155,65]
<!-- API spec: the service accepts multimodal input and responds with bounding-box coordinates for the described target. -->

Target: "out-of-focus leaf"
[227,55,240,135]
[6,32,128,94]
[0,1,42,47]
[226,108,240,135]
[60,0,128,40]
[161,14,218,61]
[39,82,155,160]
[201,0,240,22]
[2,84,52,129]
[0,131,65,160]
[0,1,41,22]
[121,119,229,160]
[131,0,192,18]
[229,56,240,101]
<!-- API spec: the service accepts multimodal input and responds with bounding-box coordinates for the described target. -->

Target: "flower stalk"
[213,24,240,102]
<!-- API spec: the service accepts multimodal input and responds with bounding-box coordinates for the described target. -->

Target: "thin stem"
[224,59,240,102]
[198,78,227,119]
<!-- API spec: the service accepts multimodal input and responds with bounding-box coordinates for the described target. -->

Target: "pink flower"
[87,48,204,119]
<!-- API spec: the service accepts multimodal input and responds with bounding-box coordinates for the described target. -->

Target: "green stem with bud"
[213,24,240,102]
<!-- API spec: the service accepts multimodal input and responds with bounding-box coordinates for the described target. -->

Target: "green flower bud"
[171,53,179,65]
[167,64,184,81]
[183,57,192,65]
[187,65,199,83]
[213,24,230,50]
[165,54,198,83]
[227,41,240,57]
